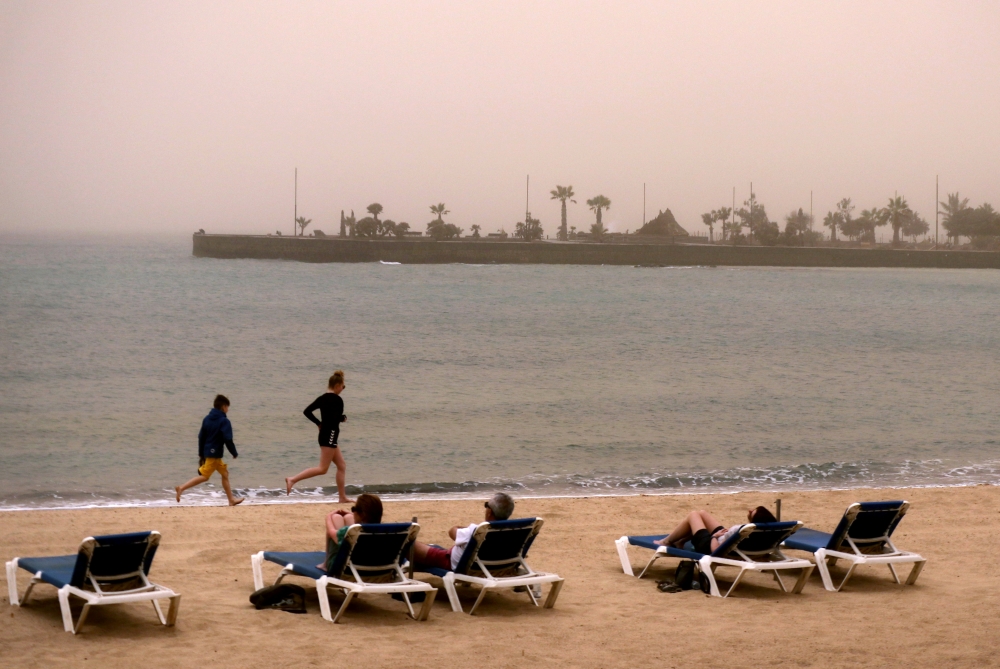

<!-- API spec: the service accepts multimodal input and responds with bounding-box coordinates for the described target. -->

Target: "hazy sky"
[2,1,998,236]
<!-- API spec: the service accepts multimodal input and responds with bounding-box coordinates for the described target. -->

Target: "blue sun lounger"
[6,531,181,634]
[251,522,437,623]
[616,521,814,598]
[781,501,926,591]
[419,518,564,615]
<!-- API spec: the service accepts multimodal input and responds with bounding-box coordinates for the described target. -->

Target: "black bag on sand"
[674,560,696,590]
[250,583,307,613]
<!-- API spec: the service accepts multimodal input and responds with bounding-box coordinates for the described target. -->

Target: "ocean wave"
[2,459,998,511]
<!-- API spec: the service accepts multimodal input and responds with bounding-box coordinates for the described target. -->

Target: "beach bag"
[249,583,307,613]
[674,560,696,590]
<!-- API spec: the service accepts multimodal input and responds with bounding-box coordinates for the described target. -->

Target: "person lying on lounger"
[410,493,515,571]
[653,506,778,554]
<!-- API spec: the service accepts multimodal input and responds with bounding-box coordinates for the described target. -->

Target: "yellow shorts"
[199,458,228,478]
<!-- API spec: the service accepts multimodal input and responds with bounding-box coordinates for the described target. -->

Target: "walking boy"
[175,394,244,506]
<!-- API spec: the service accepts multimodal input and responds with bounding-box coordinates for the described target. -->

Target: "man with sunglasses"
[411,493,515,571]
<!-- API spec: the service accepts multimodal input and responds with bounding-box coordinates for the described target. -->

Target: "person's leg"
[330,447,352,503]
[286,447,336,494]
[175,475,209,502]
[696,510,723,532]
[656,511,704,546]
[219,470,244,506]
[687,510,708,534]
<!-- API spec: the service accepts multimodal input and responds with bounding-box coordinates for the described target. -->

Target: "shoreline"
[3,478,995,513]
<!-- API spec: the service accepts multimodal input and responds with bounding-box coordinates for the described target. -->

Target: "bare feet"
[175,487,182,503]
[230,497,245,506]
[338,497,355,504]
[285,478,293,495]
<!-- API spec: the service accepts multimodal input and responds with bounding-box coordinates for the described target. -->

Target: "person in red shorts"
[412,493,514,571]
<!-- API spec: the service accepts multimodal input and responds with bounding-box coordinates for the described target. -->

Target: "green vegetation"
[586,195,611,239]
[515,216,543,241]
[550,185,576,241]
[426,202,462,240]
[295,216,312,236]
[318,185,997,249]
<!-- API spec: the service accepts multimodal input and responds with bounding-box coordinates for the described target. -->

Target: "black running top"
[303,392,345,429]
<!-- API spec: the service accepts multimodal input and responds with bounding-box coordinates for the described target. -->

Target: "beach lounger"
[6,531,180,634]
[781,501,926,592]
[615,521,814,598]
[251,522,437,623]
[419,517,564,615]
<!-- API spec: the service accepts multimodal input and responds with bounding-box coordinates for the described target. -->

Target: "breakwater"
[192,234,1000,268]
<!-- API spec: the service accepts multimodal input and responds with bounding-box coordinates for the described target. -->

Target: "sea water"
[1,235,998,509]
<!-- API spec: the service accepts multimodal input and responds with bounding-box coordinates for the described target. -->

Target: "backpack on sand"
[249,583,307,613]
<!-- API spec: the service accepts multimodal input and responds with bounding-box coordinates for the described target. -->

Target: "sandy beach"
[1,486,998,668]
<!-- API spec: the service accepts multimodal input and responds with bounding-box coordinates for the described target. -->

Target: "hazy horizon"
[2,1,998,237]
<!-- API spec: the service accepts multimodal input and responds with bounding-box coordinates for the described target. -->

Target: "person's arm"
[303,396,323,427]
[448,525,461,541]
[222,419,238,458]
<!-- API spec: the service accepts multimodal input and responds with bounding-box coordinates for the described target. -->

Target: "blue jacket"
[198,408,238,459]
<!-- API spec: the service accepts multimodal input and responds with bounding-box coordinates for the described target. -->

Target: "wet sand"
[2,486,998,668]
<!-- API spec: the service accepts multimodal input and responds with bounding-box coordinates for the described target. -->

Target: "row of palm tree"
[548,185,613,240]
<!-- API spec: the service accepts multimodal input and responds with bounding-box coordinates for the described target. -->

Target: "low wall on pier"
[192,234,1000,269]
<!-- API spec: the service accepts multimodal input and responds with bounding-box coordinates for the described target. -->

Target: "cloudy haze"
[1,1,998,237]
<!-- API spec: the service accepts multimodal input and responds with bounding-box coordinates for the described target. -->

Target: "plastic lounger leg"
[906,560,926,585]
[792,565,814,594]
[699,557,721,597]
[401,592,415,618]
[166,595,181,626]
[467,587,489,616]
[615,537,634,576]
[813,549,836,591]
[721,568,747,598]
[73,604,92,634]
[152,600,166,625]
[330,591,355,624]
[773,570,787,592]
[887,563,900,584]
[636,553,663,580]
[442,573,462,613]
[543,579,564,609]
[251,552,265,591]
[6,560,19,606]
[317,577,333,621]
[58,588,74,633]
[416,588,436,621]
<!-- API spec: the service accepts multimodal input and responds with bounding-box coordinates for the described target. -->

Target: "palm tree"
[295,216,312,236]
[836,198,855,240]
[784,209,811,238]
[939,192,970,246]
[857,208,886,244]
[550,185,576,241]
[823,211,842,241]
[713,207,732,242]
[884,195,912,244]
[701,212,716,242]
[470,224,482,239]
[429,203,449,222]
[367,203,383,223]
[586,195,611,238]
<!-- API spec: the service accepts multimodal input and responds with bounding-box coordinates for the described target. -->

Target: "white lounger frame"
[442,521,564,615]
[810,534,926,592]
[7,535,181,634]
[251,526,437,624]
[616,525,814,598]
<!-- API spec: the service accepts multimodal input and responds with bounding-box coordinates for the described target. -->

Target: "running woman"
[285,370,352,502]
